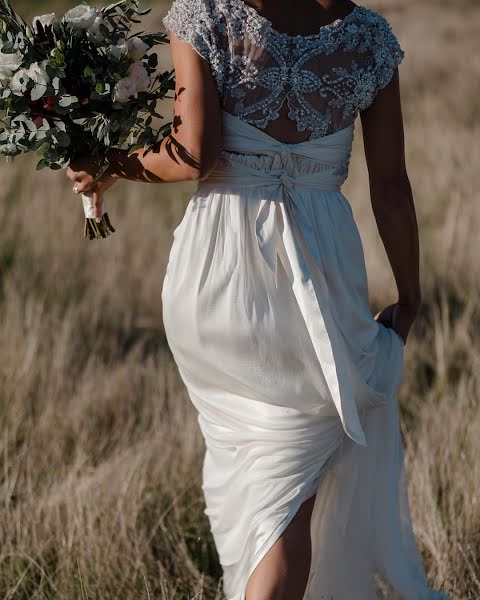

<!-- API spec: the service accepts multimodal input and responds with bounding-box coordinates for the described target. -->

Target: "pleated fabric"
[161,109,450,600]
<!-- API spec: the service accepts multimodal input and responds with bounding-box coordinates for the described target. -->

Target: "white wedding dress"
[161,2,451,599]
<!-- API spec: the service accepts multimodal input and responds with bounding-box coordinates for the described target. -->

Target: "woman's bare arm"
[67,31,223,193]
[360,68,421,341]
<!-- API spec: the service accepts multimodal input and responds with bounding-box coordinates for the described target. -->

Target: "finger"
[92,191,103,222]
[74,178,96,194]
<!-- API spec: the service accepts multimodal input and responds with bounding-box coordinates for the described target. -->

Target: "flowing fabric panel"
[161,111,450,600]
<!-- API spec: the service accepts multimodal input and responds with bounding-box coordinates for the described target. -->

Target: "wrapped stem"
[81,192,115,240]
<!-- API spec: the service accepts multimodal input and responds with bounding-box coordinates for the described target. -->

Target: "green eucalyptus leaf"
[54,130,70,146]
[53,105,70,116]
[36,158,49,170]
[36,142,50,155]
[23,118,36,131]
[148,53,158,68]
[30,84,46,102]
[58,95,78,107]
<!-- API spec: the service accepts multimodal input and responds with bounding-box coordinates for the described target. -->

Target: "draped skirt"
[161,111,449,600]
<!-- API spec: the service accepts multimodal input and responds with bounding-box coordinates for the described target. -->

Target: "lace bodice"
[162,0,405,139]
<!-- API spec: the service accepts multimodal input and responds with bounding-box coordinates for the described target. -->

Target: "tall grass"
[0,0,478,598]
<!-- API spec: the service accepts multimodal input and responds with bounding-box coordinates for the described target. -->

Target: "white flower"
[112,62,150,104]
[0,143,19,156]
[127,62,150,93]
[33,13,59,29]
[0,50,23,82]
[112,76,137,104]
[108,38,128,61]
[27,61,50,87]
[127,37,149,61]
[64,5,98,29]
[88,15,109,42]
[10,61,50,96]
[9,68,30,95]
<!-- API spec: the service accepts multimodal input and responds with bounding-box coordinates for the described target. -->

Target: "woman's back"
[60,0,452,595]
[64,2,449,597]
[162,0,404,143]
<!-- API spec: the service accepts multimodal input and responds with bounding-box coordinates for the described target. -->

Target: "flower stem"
[83,213,116,240]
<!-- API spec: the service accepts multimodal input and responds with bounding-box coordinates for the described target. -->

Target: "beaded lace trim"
[163,0,405,139]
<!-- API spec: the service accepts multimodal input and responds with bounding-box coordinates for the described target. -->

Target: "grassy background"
[1,0,479,598]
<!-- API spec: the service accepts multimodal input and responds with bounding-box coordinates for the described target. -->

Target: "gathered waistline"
[198,172,343,194]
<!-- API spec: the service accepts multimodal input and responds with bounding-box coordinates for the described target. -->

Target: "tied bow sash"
[198,110,373,446]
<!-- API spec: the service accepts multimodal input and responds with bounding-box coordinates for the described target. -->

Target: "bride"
[67,0,451,598]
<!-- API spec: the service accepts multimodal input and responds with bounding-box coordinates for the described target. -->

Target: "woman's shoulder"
[347,5,405,63]
[162,0,405,71]
[163,0,222,27]
[162,0,224,57]
[350,4,403,40]
[164,0,398,37]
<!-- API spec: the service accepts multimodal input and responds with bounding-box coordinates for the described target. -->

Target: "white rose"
[127,37,149,61]
[33,13,59,29]
[9,68,30,95]
[9,61,50,96]
[0,50,23,82]
[108,38,128,61]
[88,15,109,42]
[127,62,150,93]
[64,5,98,29]
[112,76,137,104]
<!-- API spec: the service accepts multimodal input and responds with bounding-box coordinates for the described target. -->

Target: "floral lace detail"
[162,0,405,139]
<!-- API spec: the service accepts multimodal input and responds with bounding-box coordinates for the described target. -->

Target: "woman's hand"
[67,156,117,221]
[374,301,420,345]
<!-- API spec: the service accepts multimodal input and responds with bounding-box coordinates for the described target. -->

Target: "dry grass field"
[0,0,479,598]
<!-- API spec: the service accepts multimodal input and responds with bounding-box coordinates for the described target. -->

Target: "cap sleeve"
[162,0,216,64]
[371,14,405,92]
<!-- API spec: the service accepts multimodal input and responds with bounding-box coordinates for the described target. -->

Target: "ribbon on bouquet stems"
[79,160,116,240]
[81,191,116,240]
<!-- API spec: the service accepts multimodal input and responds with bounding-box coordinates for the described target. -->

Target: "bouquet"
[0,0,174,239]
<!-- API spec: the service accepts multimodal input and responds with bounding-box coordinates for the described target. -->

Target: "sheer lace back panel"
[162,0,405,142]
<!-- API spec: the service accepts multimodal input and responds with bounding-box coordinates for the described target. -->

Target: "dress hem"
[234,436,345,600]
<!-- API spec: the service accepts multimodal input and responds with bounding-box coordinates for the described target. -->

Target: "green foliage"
[0,0,175,171]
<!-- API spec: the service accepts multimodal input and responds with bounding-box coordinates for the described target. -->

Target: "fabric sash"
[198,111,370,446]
